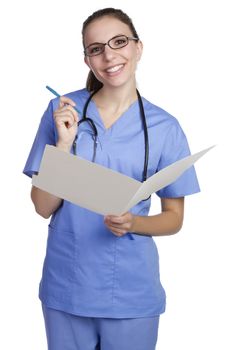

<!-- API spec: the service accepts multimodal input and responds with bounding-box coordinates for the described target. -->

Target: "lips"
[105,64,124,74]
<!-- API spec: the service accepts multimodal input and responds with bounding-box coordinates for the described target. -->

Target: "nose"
[102,44,117,60]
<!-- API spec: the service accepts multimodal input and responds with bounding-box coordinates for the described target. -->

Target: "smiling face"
[83,16,143,90]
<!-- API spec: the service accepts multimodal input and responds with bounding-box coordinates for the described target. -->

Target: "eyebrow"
[85,33,126,48]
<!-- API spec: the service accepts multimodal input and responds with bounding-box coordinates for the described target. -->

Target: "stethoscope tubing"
[46,85,149,184]
[80,87,149,183]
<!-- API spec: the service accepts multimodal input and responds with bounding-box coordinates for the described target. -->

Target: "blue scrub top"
[23,88,200,318]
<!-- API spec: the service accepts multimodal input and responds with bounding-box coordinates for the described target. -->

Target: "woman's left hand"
[104,212,135,237]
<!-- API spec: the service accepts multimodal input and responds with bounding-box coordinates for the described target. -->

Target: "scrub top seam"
[111,238,118,306]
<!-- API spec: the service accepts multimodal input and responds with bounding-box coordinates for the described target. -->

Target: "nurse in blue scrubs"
[23,7,200,350]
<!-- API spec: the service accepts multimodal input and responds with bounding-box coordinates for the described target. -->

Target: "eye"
[89,45,102,54]
[114,37,127,46]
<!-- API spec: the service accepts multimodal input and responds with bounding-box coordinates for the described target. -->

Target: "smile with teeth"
[105,64,124,73]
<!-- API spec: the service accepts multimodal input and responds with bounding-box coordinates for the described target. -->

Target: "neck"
[93,80,138,111]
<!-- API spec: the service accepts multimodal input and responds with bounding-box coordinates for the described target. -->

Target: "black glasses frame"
[84,35,139,57]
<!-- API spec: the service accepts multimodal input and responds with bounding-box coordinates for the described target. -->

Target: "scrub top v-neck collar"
[88,98,139,135]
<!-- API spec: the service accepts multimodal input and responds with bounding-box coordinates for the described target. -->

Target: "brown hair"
[82,8,140,92]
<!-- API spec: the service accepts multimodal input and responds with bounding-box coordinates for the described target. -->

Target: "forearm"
[104,198,184,238]
[30,143,71,218]
[31,186,62,219]
[133,210,183,237]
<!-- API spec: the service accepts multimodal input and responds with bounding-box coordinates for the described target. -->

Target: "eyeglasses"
[84,35,139,57]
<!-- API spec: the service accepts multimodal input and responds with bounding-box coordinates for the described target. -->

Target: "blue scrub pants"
[42,304,160,350]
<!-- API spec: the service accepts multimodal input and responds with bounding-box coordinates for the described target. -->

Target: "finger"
[106,219,130,231]
[58,105,79,122]
[59,96,76,109]
[54,107,79,124]
[105,215,125,224]
[104,218,129,236]
[109,227,128,236]
[54,115,76,128]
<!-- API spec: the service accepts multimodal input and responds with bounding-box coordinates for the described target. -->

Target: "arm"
[31,186,63,219]
[30,96,79,219]
[104,197,184,237]
[133,197,184,236]
[31,141,73,219]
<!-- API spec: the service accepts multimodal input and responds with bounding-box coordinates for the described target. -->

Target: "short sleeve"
[23,101,56,178]
[156,120,200,198]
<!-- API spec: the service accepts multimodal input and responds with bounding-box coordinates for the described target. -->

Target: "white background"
[1,0,232,349]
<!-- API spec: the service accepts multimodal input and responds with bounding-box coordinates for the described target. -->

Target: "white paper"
[32,145,214,215]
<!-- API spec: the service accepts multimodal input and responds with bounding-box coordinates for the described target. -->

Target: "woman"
[23,7,200,350]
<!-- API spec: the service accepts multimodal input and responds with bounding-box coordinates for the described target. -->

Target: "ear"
[136,40,143,62]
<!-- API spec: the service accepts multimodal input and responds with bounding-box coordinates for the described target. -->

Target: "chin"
[99,70,131,88]
[103,77,130,89]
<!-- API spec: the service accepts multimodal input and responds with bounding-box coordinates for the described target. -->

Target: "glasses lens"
[109,35,128,49]
[86,43,104,56]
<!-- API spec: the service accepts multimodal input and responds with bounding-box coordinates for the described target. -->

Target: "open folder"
[32,145,213,216]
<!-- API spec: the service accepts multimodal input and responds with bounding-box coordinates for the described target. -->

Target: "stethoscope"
[46,85,149,185]
[74,87,149,184]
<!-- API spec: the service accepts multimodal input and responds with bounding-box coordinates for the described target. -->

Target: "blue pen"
[46,85,81,115]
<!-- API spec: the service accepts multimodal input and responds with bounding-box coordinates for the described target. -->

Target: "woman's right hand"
[54,96,79,151]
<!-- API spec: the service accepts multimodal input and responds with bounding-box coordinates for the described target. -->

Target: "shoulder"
[64,88,90,101]
[142,96,182,131]
[49,88,90,110]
